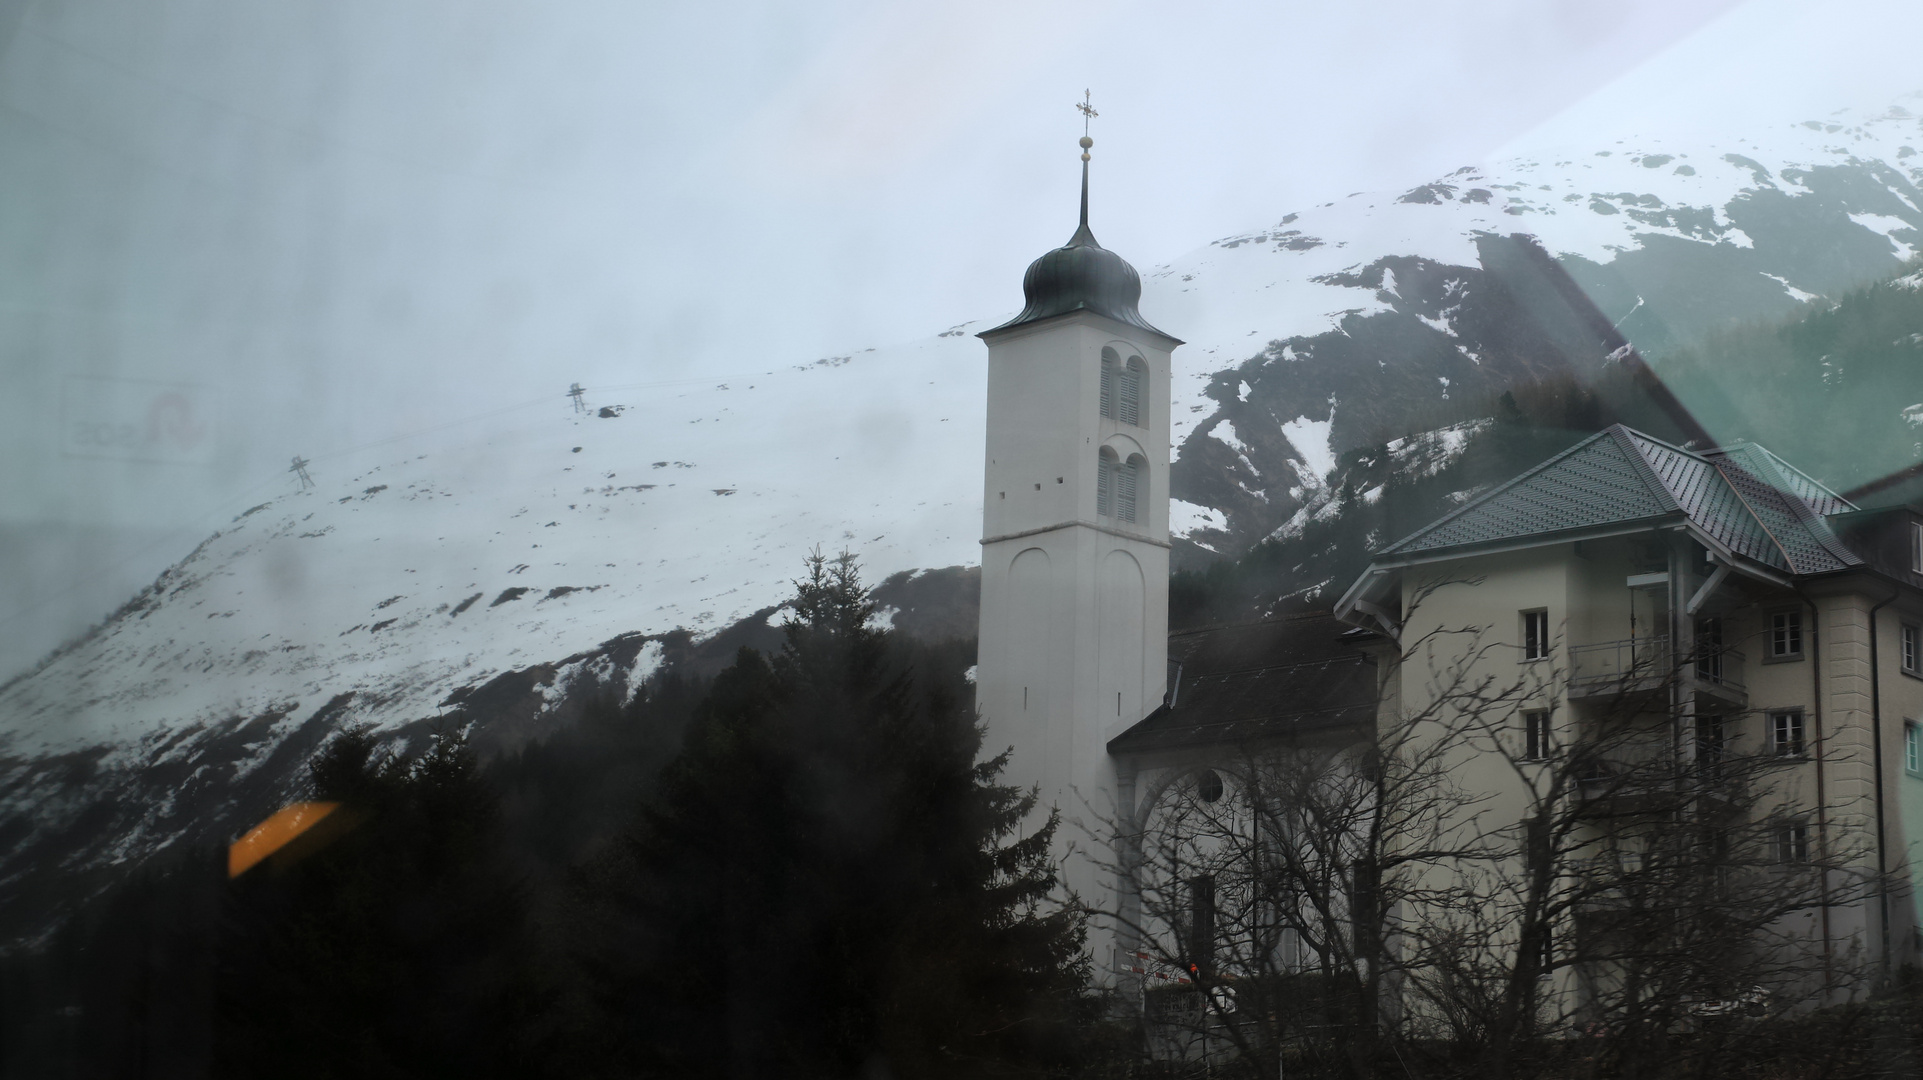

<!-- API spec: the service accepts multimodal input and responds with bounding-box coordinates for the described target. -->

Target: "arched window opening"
[1096,448,1118,517]
[1118,454,1144,523]
[1099,347,1119,420]
[1120,356,1146,426]
[1196,768,1224,803]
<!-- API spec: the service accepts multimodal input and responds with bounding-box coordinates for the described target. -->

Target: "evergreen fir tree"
[578,552,1091,1078]
[215,723,550,1079]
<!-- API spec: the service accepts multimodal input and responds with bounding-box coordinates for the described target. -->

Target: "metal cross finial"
[1076,89,1098,136]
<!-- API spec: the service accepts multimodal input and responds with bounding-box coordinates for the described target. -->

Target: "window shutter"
[1096,456,1112,517]
[1119,364,1142,426]
[1118,459,1139,523]
[1100,357,1117,420]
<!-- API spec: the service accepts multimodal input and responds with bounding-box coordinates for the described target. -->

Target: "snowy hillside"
[4,99,1922,928]
[1158,102,1923,552]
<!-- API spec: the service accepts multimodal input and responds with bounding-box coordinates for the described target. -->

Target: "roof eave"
[977,305,1184,347]
[1336,514,1690,626]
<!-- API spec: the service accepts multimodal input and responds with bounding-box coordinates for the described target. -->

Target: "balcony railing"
[1568,635,1670,698]
[1576,744,1744,817]
[1690,642,1746,694]
[1567,635,1746,701]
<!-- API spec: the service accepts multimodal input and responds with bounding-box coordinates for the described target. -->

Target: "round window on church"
[1196,769,1224,804]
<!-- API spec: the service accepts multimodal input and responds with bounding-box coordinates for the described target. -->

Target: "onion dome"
[982,139,1179,343]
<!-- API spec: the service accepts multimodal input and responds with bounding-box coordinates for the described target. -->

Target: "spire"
[1073,90,1098,245]
[1070,145,1095,246]
[1079,153,1089,231]
[978,90,1180,345]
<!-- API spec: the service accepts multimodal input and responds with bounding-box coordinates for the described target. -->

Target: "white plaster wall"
[976,310,1175,976]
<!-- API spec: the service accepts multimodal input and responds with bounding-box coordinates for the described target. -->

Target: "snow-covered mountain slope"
[0,344,989,934]
[1156,103,1923,552]
[4,100,1921,928]
[3,343,990,759]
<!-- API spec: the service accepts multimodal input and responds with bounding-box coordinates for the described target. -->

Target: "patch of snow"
[1213,420,1251,456]
[1849,213,1918,261]
[1170,499,1228,538]
[1279,416,1336,483]
[1760,272,1820,303]
[622,640,665,705]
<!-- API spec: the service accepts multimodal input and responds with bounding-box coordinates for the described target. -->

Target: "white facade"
[976,309,1177,927]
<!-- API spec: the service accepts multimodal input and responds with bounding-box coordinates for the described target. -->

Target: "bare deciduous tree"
[1095,596,1886,1080]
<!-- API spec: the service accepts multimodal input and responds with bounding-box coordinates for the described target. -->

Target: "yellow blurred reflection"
[227,801,342,878]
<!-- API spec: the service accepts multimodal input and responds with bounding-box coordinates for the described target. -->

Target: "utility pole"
[567,382,587,413]
[289,456,313,489]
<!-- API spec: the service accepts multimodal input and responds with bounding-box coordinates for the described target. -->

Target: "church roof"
[1108,613,1377,755]
[1376,424,1860,576]
[980,155,1177,344]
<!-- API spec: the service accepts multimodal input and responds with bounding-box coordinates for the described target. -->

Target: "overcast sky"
[3,0,1921,676]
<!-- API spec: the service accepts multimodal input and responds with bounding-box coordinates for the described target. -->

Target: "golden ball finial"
[1079,136,1093,149]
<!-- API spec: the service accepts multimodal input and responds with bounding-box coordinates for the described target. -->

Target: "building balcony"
[1567,635,1671,702]
[1576,751,1742,818]
[1566,635,1745,706]
[1687,642,1746,704]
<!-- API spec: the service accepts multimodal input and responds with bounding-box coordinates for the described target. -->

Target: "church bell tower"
[975,129,1179,899]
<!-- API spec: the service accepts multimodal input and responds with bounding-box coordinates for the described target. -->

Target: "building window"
[1188,875,1216,979]
[1773,821,1810,864]
[1522,609,1550,660]
[1099,347,1119,421]
[1096,452,1143,524]
[1697,710,1726,779]
[1100,348,1147,428]
[1196,769,1224,803]
[1902,623,1919,675]
[1906,721,1919,775]
[1119,357,1146,426]
[1523,709,1552,761]
[1770,710,1805,757]
[1769,610,1804,659]
[1912,521,1923,574]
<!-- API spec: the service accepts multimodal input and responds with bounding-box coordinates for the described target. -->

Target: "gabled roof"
[1377,425,1860,576]
[1108,613,1377,755]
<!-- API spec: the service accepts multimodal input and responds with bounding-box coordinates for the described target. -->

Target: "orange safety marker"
[228,801,342,878]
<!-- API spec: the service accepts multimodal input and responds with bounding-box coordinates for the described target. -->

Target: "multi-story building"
[974,143,1921,1037]
[1330,423,1923,994]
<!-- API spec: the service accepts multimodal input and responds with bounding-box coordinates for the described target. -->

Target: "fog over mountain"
[2,93,1922,940]
[15,0,1923,683]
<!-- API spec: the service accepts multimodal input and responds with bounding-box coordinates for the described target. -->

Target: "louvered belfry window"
[1119,358,1145,426]
[1117,457,1140,523]
[1096,451,1114,517]
[1100,348,1119,421]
